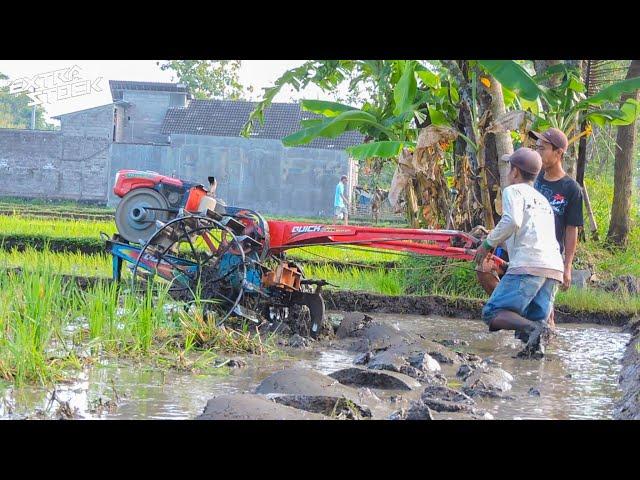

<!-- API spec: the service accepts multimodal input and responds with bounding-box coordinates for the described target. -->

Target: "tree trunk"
[486,76,513,189]
[564,60,585,179]
[406,180,420,228]
[533,60,563,88]
[476,73,504,225]
[607,59,640,246]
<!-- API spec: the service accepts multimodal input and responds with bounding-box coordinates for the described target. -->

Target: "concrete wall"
[0,125,353,216]
[0,129,110,201]
[59,104,114,140]
[119,90,180,144]
[108,134,352,217]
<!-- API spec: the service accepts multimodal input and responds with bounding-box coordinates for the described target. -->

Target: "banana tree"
[479,60,640,140]
[242,60,465,227]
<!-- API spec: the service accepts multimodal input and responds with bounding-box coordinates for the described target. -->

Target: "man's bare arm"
[562,225,578,290]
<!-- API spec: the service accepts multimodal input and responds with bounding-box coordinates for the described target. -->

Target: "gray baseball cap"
[501,147,542,175]
[528,127,569,151]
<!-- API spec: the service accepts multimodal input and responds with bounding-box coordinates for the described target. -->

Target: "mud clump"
[328,367,421,391]
[462,366,515,399]
[615,318,640,420]
[268,394,371,419]
[389,401,434,420]
[255,368,385,418]
[287,334,312,349]
[420,385,476,413]
[436,339,469,348]
[226,358,247,368]
[197,394,328,420]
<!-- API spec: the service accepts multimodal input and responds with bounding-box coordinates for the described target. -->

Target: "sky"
[0,60,344,124]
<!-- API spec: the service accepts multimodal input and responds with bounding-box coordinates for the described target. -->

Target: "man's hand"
[562,267,572,291]
[474,241,491,268]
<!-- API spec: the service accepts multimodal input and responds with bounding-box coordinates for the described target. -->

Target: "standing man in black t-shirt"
[530,128,584,329]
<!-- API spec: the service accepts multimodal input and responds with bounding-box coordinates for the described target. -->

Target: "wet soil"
[0,311,628,420]
[324,290,634,326]
[614,317,640,419]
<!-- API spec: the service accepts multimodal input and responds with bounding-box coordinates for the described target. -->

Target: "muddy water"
[376,313,629,420]
[0,313,629,420]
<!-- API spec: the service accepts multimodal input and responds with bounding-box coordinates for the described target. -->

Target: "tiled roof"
[161,99,364,151]
[109,80,190,100]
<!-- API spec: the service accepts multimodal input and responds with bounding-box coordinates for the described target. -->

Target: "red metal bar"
[266,220,506,268]
[267,221,477,251]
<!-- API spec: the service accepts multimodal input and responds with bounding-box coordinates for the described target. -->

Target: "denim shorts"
[482,274,559,325]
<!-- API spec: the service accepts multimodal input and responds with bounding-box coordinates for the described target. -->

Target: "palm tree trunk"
[607,59,640,246]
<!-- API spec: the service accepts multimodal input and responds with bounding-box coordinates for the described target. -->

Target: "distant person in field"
[334,175,350,225]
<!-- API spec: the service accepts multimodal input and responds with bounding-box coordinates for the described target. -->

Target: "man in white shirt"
[474,147,564,357]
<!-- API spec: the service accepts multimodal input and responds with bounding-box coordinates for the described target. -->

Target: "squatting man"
[473,147,564,357]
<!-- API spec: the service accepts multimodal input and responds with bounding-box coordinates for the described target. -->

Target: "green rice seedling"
[556,287,640,315]
[285,245,403,265]
[0,246,112,278]
[177,305,274,355]
[83,281,121,353]
[303,264,404,296]
[0,215,116,239]
[0,270,75,385]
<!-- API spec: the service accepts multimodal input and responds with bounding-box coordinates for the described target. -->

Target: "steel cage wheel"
[130,214,249,326]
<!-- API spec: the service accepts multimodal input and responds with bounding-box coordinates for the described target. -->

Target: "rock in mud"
[328,367,421,391]
[354,352,371,365]
[456,364,475,380]
[458,352,483,364]
[367,348,407,372]
[255,368,383,417]
[337,314,407,351]
[418,339,463,365]
[197,394,328,420]
[368,344,442,374]
[462,366,515,399]
[408,352,441,372]
[420,385,476,413]
[268,394,371,419]
[327,313,344,329]
[436,339,469,348]
[395,365,447,385]
[336,312,374,339]
[389,401,434,420]
[226,358,246,368]
[288,334,311,349]
[471,411,494,420]
[528,387,541,397]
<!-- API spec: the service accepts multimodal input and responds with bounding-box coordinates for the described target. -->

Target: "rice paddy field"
[0,198,638,394]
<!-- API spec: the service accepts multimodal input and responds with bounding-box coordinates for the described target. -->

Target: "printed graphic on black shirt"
[534,173,584,253]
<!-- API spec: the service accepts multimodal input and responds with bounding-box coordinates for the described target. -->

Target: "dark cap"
[528,127,568,151]
[501,147,542,175]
